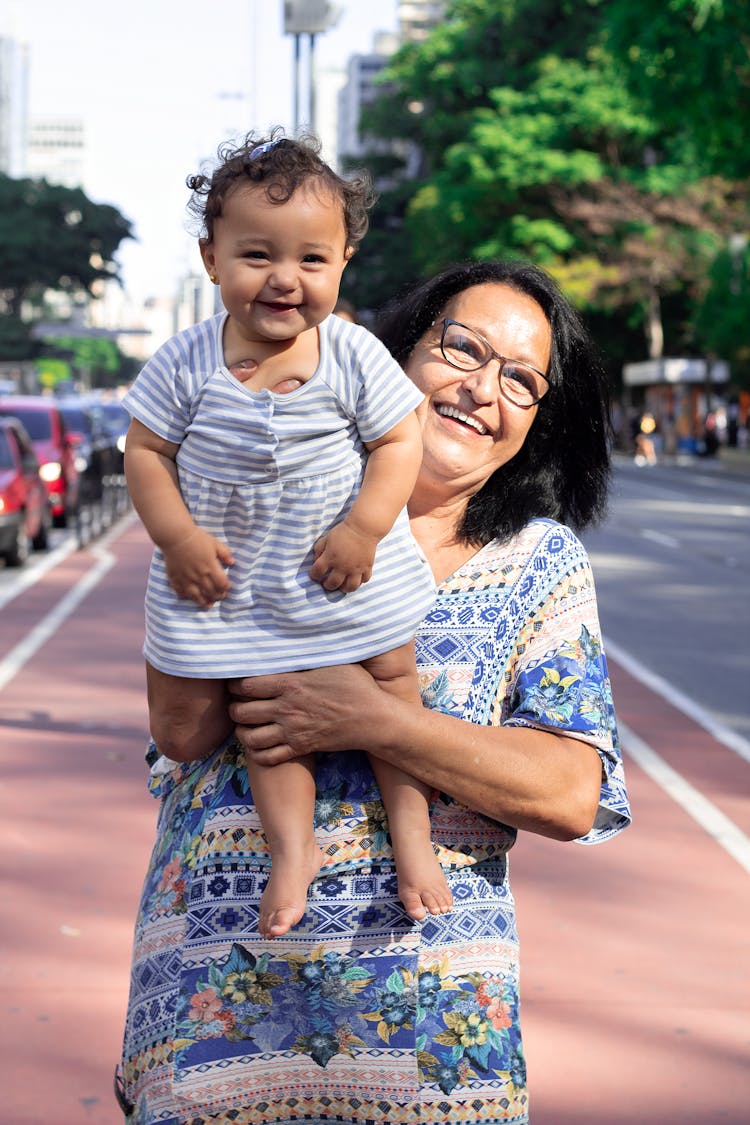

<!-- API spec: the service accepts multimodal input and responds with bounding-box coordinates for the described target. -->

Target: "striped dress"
[123,313,435,678]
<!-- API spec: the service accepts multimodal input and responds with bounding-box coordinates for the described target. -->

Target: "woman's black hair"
[376,260,613,545]
[186,128,376,251]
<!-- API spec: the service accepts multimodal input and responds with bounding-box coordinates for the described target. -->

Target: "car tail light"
[0,486,20,515]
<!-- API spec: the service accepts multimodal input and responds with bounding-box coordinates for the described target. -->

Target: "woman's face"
[404,282,552,498]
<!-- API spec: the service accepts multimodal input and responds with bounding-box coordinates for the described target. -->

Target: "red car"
[0,416,51,566]
[0,395,81,527]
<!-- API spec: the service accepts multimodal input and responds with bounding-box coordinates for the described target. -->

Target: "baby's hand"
[310,520,378,592]
[162,529,234,607]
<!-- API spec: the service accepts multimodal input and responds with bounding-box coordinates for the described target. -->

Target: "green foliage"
[0,315,38,361]
[350,0,750,375]
[35,356,72,390]
[0,174,133,318]
[604,0,750,177]
[693,243,750,387]
[40,334,134,389]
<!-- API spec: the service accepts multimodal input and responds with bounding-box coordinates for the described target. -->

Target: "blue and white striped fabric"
[124,313,435,677]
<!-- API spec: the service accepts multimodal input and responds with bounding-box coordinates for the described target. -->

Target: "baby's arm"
[310,412,422,592]
[124,418,234,607]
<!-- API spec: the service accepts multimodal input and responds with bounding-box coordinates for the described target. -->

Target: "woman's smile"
[433,402,492,437]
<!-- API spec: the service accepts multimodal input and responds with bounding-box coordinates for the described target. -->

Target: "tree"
[604,0,750,179]
[692,240,750,387]
[353,0,750,372]
[0,174,133,324]
[39,334,137,389]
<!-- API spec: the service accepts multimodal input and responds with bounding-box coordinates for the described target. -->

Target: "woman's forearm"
[365,694,602,841]
[229,667,603,842]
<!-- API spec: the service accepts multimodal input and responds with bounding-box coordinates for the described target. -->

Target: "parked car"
[0,395,81,527]
[55,398,120,505]
[0,416,51,566]
[96,398,130,473]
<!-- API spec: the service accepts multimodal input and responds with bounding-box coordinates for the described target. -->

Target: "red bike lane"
[0,518,747,1124]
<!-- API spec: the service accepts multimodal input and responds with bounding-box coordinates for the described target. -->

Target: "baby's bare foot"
[258,842,324,939]
[395,846,453,921]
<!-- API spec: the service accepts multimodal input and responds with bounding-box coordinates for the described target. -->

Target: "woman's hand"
[228,664,383,763]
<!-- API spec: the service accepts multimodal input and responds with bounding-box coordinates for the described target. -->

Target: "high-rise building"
[0,34,29,177]
[27,116,85,188]
[336,32,399,165]
[399,0,447,42]
[334,1,445,167]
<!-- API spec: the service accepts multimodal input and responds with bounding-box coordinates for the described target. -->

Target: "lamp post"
[283,1,341,132]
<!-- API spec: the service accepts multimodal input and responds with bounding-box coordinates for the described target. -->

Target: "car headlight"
[117,434,127,453]
[74,455,89,473]
[39,461,63,482]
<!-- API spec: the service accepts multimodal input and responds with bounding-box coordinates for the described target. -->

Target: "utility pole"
[282,1,341,133]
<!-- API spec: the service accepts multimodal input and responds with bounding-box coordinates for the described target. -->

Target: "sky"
[4,0,399,304]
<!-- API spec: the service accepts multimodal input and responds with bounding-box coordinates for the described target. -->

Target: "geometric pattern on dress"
[118,518,630,1125]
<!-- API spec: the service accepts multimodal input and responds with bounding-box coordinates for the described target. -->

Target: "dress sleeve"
[123,335,197,444]
[502,540,632,844]
[329,319,424,442]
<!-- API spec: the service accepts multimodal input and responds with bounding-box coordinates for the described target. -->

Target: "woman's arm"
[124,418,234,606]
[228,664,603,842]
[309,413,422,592]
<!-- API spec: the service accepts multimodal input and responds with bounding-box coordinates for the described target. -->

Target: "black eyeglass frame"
[438,318,551,406]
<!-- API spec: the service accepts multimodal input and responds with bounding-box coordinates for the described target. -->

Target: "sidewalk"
[0,517,748,1123]
[614,444,750,476]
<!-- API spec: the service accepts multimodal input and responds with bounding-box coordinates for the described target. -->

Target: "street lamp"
[283,1,341,132]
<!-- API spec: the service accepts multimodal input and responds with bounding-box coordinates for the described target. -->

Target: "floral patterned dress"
[117,519,631,1125]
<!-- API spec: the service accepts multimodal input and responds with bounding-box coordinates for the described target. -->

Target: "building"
[334,0,445,168]
[622,357,731,453]
[26,115,85,188]
[0,33,29,177]
[399,0,447,41]
[336,33,399,164]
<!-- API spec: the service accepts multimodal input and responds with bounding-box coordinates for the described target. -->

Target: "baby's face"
[200,181,351,347]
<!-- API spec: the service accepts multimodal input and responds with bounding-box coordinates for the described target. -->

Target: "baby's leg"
[146,661,233,762]
[362,642,453,920]
[244,753,324,939]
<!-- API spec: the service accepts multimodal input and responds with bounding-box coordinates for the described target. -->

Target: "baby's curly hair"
[186,128,376,251]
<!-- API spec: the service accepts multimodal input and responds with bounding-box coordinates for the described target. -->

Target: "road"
[0,467,747,1124]
[582,455,750,745]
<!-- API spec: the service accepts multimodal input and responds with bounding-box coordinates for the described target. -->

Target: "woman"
[117,260,630,1124]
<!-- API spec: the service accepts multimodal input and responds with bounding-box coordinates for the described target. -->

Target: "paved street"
[0,515,747,1124]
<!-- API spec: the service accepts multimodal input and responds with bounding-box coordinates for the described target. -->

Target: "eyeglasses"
[437,318,550,407]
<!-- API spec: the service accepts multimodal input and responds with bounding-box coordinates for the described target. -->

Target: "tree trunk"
[645,282,664,358]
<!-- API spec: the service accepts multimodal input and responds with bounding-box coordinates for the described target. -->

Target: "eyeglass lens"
[441,320,548,405]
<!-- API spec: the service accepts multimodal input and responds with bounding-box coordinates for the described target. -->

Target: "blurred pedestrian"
[634,411,658,466]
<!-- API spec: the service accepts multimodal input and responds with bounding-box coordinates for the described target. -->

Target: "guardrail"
[75,473,131,547]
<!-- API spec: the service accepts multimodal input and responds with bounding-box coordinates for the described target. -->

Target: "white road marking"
[640,528,680,548]
[0,535,78,611]
[605,636,750,765]
[620,720,750,875]
[0,514,137,692]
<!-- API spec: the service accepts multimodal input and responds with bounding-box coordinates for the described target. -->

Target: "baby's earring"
[209,274,218,284]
